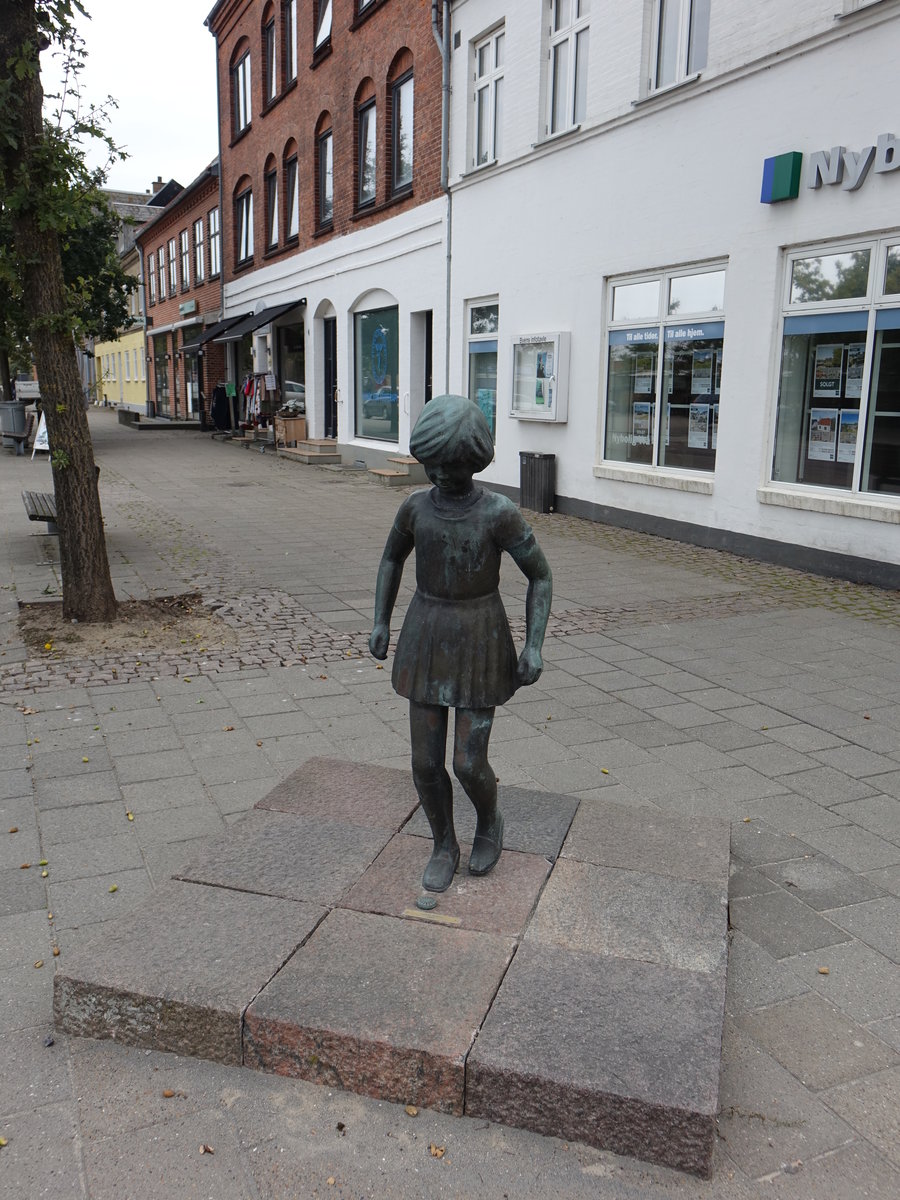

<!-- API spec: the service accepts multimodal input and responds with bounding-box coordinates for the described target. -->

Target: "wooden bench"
[6,413,34,457]
[22,489,59,534]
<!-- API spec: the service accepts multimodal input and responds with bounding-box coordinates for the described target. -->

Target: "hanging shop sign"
[761,132,900,203]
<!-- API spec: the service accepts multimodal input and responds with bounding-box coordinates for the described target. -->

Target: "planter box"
[275,416,307,447]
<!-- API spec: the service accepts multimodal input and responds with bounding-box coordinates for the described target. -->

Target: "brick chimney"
[151,176,164,194]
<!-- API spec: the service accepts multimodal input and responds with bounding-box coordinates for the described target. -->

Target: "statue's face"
[422,459,474,496]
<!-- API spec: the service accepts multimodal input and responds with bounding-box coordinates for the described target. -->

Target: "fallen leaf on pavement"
[429,1144,445,1158]
[405,1105,418,1117]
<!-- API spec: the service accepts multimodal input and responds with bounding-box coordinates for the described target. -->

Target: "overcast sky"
[43,0,219,195]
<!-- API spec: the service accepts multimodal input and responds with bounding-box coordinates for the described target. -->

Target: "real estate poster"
[632,350,654,394]
[688,403,710,448]
[808,408,838,460]
[711,403,719,450]
[691,349,713,395]
[714,350,723,395]
[844,343,865,400]
[813,344,844,398]
[837,409,859,463]
[632,400,652,445]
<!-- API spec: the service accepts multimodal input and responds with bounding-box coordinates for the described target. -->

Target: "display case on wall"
[510,332,570,422]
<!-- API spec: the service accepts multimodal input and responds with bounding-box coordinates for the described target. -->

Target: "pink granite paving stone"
[255,755,420,830]
[54,881,326,1065]
[341,832,552,936]
[244,908,515,1113]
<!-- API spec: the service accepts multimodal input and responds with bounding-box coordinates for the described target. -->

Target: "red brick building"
[204,0,447,449]
[135,162,228,424]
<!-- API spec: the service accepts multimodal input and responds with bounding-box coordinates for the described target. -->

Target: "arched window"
[231,39,252,136]
[387,50,413,196]
[264,154,279,250]
[262,4,277,105]
[315,112,333,228]
[283,138,299,242]
[355,79,376,209]
[233,175,254,265]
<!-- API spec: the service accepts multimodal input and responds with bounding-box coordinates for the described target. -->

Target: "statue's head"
[409,394,494,474]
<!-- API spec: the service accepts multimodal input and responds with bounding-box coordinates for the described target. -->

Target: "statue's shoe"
[469,812,504,876]
[422,843,460,892]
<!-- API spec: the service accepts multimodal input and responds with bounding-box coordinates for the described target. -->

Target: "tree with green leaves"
[0,0,129,621]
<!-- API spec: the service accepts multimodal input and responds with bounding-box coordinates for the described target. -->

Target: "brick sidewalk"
[0,410,898,1199]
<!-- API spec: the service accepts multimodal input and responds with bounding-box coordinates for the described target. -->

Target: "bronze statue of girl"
[369,395,552,892]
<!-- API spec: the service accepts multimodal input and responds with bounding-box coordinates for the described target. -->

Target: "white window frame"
[157,245,166,301]
[209,208,221,276]
[391,72,414,193]
[124,351,130,382]
[358,99,377,207]
[266,167,279,249]
[466,297,500,436]
[234,51,251,132]
[285,156,299,239]
[472,26,504,168]
[140,349,146,382]
[147,253,156,304]
[236,190,254,263]
[315,0,332,51]
[193,218,205,282]
[600,261,726,484]
[168,238,177,295]
[318,130,333,225]
[285,0,297,81]
[651,0,709,93]
[264,16,277,103]
[547,0,590,137]
[179,229,190,290]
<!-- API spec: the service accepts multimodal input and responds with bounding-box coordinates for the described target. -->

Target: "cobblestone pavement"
[1,410,898,1199]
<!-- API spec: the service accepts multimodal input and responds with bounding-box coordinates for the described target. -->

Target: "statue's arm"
[369,524,413,659]
[508,538,552,685]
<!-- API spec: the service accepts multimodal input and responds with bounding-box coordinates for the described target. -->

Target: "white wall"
[447,1,900,568]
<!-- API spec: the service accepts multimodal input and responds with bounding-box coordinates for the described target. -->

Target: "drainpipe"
[137,244,151,417]
[431,0,451,393]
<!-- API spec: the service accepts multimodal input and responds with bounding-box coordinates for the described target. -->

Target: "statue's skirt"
[392,589,518,710]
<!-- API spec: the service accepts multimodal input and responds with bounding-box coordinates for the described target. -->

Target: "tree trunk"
[2,0,116,622]
[0,348,12,405]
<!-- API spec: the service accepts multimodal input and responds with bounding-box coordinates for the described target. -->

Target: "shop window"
[548,0,589,135]
[265,159,279,249]
[157,245,166,300]
[357,93,377,208]
[235,186,254,264]
[168,237,177,295]
[472,26,503,167]
[278,322,305,412]
[355,305,399,441]
[193,218,205,283]
[284,0,297,83]
[391,69,413,194]
[233,47,251,134]
[653,0,709,90]
[772,238,900,497]
[315,0,332,53]
[467,300,499,436]
[603,265,725,472]
[147,252,156,304]
[153,335,170,416]
[179,229,190,290]
[209,207,221,276]
[317,125,333,227]
[284,153,299,240]
[264,13,277,104]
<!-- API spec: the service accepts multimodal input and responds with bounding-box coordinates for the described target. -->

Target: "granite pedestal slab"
[53,757,730,1178]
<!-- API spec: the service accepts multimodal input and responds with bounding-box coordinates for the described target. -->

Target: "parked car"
[362,386,397,419]
[282,380,306,413]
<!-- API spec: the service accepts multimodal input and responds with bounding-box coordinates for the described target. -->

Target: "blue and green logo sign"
[761,151,803,204]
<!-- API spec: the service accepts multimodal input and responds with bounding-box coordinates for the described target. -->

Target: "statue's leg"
[409,700,459,892]
[453,707,504,876]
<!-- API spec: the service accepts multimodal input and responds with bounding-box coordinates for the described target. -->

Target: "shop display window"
[355,306,399,442]
[467,301,499,436]
[603,265,724,471]
[772,238,900,497]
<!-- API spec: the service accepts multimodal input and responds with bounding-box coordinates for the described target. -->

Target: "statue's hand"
[369,623,390,660]
[516,646,543,686]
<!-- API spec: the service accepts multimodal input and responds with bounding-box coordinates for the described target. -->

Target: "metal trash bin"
[519,451,556,513]
[0,401,27,450]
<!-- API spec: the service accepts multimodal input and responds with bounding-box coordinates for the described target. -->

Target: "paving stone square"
[254,755,419,829]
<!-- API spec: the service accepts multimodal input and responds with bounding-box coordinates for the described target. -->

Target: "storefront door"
[324,317,337,438]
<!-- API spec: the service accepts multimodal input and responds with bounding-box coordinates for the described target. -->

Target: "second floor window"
[654,0,710,90]
[158,246,166,300]
[474,27,504,166]
[318,130,333,226]
[148,253,156,304]
[193,218,205,282]
[315,0,332,52]
[179,230,190,289]
[285,156,299,239]
[285,0,297,82]
[236,190,254,263]
[358,99,376,207]
[266,167,279,249]
[264,18,277,102]
[209,207,221,276]
[391,71,413,193]
[233,51,251,133]
[168,238,177,294]
[549,0,590,135]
